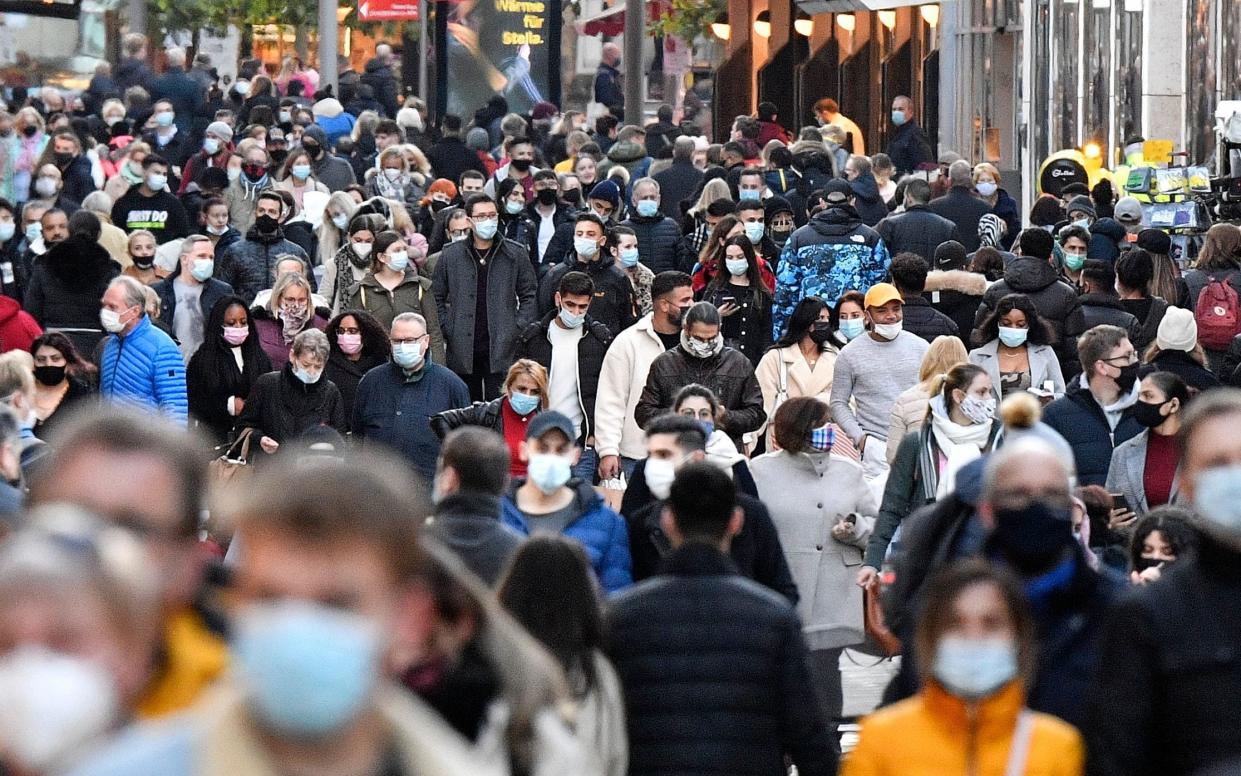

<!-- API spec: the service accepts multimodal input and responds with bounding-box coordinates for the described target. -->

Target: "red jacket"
[0,295,42,353]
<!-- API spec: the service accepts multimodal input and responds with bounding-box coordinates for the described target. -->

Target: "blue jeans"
[620,456,640,480]
[573,446,598,485]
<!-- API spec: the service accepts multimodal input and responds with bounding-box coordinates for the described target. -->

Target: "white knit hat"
[1156,306,1197,352]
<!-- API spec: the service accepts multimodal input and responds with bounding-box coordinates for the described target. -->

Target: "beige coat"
[594,312,667,460]
[886,383,931,464]
[755,343,837,442]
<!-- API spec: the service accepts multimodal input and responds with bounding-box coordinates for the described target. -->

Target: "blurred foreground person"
[30,407,225,719]
[0,507,162,776]
[71,453,485,776]
[606,461,838,776]
[1086,389,1241,776]
[843,560,1083,776]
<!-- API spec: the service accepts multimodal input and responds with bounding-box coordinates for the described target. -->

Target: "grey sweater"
[829,331,929,444]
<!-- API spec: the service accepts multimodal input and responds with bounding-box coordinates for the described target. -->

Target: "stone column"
[1141,0,1186,148]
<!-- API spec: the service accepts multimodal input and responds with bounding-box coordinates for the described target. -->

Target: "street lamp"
[711,12,731,39]
[878,10,897,30]
[836,12,855,32]
[919,4,939,27]
[794,9,814,36]
[753,10,770,38]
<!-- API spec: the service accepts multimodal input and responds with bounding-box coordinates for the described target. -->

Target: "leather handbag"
[863,579,903,657]
[209,428,255,489]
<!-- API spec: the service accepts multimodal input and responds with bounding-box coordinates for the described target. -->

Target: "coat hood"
[1089,217,1127,241]
[302,124,330,147]
[311,98,344,119]
[808,204,863,236]
[925,269,988,296]
[1002,255,1061,294]
[607,141,647,164]
[849,171,882,205]
[0,295,20,325]
[42,235,119,291]
[790,146,834,170]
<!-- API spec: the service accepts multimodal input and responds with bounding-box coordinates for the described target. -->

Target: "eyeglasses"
[391,336,425,345]
[1103,353,1138,367]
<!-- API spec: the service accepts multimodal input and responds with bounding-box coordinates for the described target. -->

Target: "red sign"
[358,0,419,22]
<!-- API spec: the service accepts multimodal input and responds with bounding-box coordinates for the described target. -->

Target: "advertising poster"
[444,0,554,117]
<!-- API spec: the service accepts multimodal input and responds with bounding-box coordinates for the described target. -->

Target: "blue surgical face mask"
[392,341,423,370]
[891,109,908,126]
[1072,218,1091,230]
[998,326,1028,348]
[932,635,1018,700]
[155,110,175,127]
[839,318,865,341]
[738,188,761,202]
[473,218,498,240]
[699,419,715,437]
[527,452,572,494]
[509,391,540,415]
[331,213,349,230]
[505,199,524,215]
[619,246,640,268]
[0,222,14,243]
[292,365,321,384]
[635,199,659,218]
[190,257,214,282]
[744,221,766,245]
[725,257,749,276]
[24,223,40,244]
[1194,465,1241,537]
[385,250,409,272]
[291,164,312,181]
[233,600,382,736]
[574,236,600,259]
[558,307,585,329]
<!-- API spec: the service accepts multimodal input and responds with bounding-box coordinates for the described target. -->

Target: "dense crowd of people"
[1,34,1241,776]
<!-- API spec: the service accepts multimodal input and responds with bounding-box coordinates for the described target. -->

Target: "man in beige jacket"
[595,271,693,481]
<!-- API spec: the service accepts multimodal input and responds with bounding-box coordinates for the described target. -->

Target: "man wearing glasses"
[1042,324,1145,486]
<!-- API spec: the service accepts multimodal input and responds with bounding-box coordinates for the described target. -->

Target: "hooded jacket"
[501,479,632,594]
[214,226,310,304]
[1088,218,1127,264]
[0,295,41,353]
[773,204,890,339]
[976,255,1086,373]
[924,269,987,345]
[848,171,890,227]
[360,57,399,118]
[597,140,651,180]
[425,492,524,586]
[303,125,356,192]
[539,256,637,337]
[1079,292,1140,343]
[24,235,121,328]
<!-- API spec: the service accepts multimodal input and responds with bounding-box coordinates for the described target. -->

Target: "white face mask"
[646,456,679,500]
[352,241,372,258]
[0,646,120,773]
[873,320,903,340]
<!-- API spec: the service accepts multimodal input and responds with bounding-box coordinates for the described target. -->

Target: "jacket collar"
[434,491,503,521]
[921,680,1025,735]
[660,541,739,577]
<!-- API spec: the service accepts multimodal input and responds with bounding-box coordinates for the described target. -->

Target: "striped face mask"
[809,424,834,452]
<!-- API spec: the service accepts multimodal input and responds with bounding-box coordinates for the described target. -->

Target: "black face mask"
[536,188,558,206]
[563,189,582,205]
[808,324,834,345]
[33,365,66,386]
[53,151,73,166]
[988,500,1074,574]
[302,142,322,159]
[254,214,280,234]
[1132,398,1171,429]
[131,255,155,271]
[510,158,532,172]
[22,125,37,137]
[270,149,289,166]
[1114,362,1140,395]
[430,199,450,212]
[771,227,793,245]
[1133,555,1167,573]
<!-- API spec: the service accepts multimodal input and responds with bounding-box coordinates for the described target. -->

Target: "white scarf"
[928,395,992,498]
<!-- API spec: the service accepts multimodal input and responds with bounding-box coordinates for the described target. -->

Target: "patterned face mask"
[808,424,834,452]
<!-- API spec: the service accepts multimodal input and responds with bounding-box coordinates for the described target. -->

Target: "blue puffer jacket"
[100,315,188,424]
[773,203,890,338]
[501,480,633,594]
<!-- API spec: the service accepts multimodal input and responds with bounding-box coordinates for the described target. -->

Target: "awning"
[796,0,936,13]
[576,0,668,37]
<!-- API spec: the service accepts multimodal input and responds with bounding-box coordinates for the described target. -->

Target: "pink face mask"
[222,325,249,346]
[337,333,363,355]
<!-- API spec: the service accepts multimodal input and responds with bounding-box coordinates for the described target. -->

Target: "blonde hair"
[916,335,969,391]
[127,229,156,251]
[0,350,34,399]
[1000,392,1041,430]
[270,272,313,314]
[503,359,549,408]
[688,178,732,217]
[401,144,431,178]
[972,162,1002,185]
[317,192,359,264]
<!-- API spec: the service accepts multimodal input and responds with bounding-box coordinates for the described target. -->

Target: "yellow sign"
[1143,140,1174,165]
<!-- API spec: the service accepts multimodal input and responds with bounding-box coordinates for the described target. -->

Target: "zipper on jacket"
[965,704,979,776]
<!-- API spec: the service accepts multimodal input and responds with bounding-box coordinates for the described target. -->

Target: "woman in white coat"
[749,396,878,729]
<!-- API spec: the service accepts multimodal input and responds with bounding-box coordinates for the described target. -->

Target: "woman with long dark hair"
[970,293,1065,401]
[30,331,97,438]
[187,294,273,443]
[701,235,773,366]
[497,536,627,776]
[755,295,847,448]
[323,308,389,430]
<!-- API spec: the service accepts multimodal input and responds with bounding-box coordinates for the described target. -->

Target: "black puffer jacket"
[924,269,988,347]
[604,543,838,776]
[900,295,961,343]
[634,344,765,446]
[514,311,613,441]
[1123,295,1170,352]
[702,283,772,366]
[324,350,386,431]
[538,257,637,337]
[215,227,310,304]
[430,396,508,438]
[1085,538,1241,776]
[1041,379,1143,487]
[976,255,1086,374]
[877,205,960,264]
[24,235,121,328]
[620,213,682,274]
[1079,292,1140,344]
